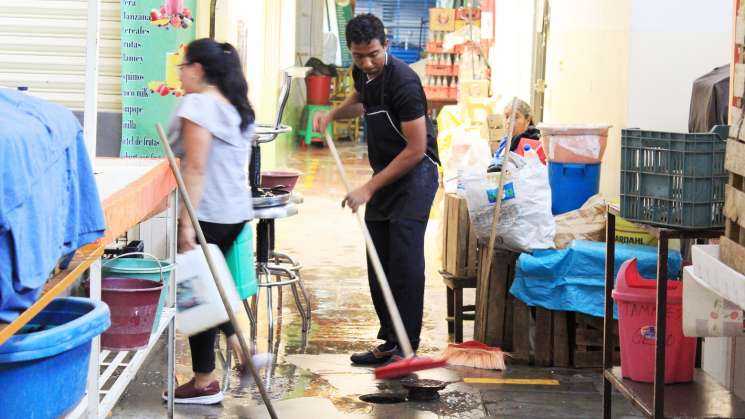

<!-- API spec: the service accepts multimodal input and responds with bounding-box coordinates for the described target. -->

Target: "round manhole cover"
[359,393,407,404]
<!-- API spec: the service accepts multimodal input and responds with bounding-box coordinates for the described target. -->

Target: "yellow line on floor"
[463,378,561,385]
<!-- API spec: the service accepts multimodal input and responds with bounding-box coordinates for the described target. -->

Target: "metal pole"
[156,124,278,419]
[83,0,100,161]
[166,190,178,418]
[653,231,669,418]
[86,260,102,419]
[602,209,616,419]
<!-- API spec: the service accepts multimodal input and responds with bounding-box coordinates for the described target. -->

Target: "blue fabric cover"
[0,89,106,322]
[509,240,682,318]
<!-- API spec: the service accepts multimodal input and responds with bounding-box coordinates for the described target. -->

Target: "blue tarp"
[509,240,682,318]
[0,89,106,322]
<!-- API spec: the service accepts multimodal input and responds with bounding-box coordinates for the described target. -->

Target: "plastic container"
[548,162,601,215]
[260,170,302,192]
[102,255,174,336]
[0,297,110,418]
[226,224,257,300]
[538,123,610,163]
[390,45,422,64]
[100,277,163,350]
[612,258,696,383]
[620,125,728,229]
[306,75,331,105]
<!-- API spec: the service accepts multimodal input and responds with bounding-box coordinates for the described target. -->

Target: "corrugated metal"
[356,0,434,49]
[0,0,121,111]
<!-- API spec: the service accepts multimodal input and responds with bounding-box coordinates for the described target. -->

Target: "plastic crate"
[389,46,421,64]
[620,125,728,229]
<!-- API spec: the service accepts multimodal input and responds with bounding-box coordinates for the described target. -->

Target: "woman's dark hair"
[185,38,255,131]
[346,14,386,47]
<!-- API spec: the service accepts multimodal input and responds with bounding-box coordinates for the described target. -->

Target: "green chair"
[298,104,333,144]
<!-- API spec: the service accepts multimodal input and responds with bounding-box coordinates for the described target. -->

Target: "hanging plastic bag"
[175,244,242,336]
[225,223,257,300]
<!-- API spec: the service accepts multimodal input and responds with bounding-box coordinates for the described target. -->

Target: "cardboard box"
[430,8,456,32]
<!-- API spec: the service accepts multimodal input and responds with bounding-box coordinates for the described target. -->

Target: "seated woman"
[489,99,545,171]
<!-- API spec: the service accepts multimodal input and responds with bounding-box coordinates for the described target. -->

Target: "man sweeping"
[314,13,440,364]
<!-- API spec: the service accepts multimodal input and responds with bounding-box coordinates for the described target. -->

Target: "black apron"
[362,67,439,222]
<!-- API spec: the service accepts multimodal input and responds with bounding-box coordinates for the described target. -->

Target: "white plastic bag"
[443,128,491,194]
[175,244,242,336]
[463,153,555,252]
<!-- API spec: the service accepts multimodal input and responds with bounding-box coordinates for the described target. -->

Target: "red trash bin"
[306,75,331,105]
[612,258,696,383]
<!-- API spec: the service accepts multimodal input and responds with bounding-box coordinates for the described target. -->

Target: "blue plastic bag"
[509,240,682,318]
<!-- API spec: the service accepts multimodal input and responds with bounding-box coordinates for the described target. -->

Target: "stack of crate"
[423,7,481,102]
[441,193,478,278]
[724,3,745,275]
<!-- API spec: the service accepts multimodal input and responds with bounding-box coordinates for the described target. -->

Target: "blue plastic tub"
[548,162,601,215]
[0,297,110,418]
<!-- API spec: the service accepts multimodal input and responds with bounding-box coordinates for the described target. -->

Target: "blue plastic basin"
[0,297,110,418]
[548,162,601,215]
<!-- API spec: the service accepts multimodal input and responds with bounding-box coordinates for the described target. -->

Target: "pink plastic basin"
[612,258,696,384]
[260,170,302,192]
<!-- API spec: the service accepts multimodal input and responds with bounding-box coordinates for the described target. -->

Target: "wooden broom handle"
[324,133,415,358]
[483,97,519,294]
[155,124,278,419]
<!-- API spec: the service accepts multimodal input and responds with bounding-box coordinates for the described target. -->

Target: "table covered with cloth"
[509,240,682,318]
[0,89,105,322]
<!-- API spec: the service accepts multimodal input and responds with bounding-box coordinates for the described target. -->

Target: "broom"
[155,124,278,419]
[324,132,447,380]
[448,97,519,370]
[441,340,506,370]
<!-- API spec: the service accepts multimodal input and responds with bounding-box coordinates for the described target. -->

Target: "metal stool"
[247,205,308,350]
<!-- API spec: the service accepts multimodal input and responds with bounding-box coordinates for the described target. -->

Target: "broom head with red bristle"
[374,356,448,380]
[441,340,506,370]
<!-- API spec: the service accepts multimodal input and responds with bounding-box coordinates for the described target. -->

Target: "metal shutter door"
[0,0,121,112]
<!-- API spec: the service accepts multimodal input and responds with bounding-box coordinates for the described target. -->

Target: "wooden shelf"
[0,243,104,346]
[605,367,745,418]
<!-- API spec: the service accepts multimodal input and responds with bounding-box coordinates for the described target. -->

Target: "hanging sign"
[119,0,197,157]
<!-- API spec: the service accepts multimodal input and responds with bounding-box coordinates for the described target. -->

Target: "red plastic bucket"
[100,277,163,350]
[306,75,331,105]
[612,258,696,383]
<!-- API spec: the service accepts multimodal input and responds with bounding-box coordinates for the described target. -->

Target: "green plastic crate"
[620,125,728,229]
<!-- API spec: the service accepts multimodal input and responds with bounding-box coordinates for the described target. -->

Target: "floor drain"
[359,393,407,404]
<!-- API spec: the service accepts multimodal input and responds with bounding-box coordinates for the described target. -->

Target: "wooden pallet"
[571,313,620,368]
[722,137,745,275]
[442,193,479,278]
[472,246,570,366]
[474,247,518,349]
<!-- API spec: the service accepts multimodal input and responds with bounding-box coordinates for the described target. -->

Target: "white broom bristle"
[441,346,506,370]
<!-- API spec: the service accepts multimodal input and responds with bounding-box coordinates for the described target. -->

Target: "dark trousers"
[189,220,245,374]
[366,218,428,352]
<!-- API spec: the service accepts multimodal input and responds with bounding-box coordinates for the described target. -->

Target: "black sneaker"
[350,344,399,365]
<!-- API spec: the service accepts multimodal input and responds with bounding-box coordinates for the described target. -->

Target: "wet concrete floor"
[112,141,643,418]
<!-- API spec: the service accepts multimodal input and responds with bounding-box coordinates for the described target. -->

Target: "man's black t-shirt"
[352,54,439,165]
